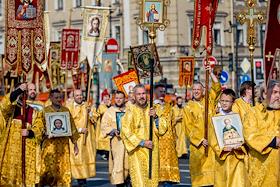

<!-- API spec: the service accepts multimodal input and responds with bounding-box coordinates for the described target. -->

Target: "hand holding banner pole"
[136,0,170,179]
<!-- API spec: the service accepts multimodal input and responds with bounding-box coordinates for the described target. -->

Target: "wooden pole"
[22,77,27,186]
[83,68,93,145]
[249,49,255,106]
[148,24,156,179]
[65,8,73,103]
[148,57,154,179]
[185,87,188,102]
[65,55,68,103]
[204,55,210,156]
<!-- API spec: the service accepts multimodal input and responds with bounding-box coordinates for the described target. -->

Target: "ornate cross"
[236,0,265,52]
[236,0,266,106]
[266,51,274,62]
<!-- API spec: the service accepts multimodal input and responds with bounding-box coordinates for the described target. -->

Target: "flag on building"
[264,0,280,84]
[80,6,110,68]
[192,0,219,55]
[5,0,46,75]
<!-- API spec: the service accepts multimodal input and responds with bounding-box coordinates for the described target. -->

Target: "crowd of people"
[0,66,279,187]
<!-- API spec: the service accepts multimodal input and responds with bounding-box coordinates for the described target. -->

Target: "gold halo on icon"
[20,0,33,3]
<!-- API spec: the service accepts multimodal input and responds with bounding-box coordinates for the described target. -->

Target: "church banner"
[5,0,46,75]
[130,43,162,79]
[61,29,80,70]
[268,48,280,82]
[192,0,219,55]
[80,6,110,69]
[178,57,195,87]
[264,0,280,84]
[99,53,118,92]
[71,58,90,89]
[113,70,139,97]
[48,42,63,88]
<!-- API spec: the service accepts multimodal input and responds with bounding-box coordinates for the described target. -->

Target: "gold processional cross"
[236,0,265,106]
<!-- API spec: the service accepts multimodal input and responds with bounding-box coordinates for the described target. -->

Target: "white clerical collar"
[154,99,164,105]
[114,105,125,112]
[219,109,233,115]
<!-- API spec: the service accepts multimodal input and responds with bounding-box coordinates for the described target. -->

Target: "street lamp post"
[225,21,239,93]
[234,23,239,92]
[94,65,100,107]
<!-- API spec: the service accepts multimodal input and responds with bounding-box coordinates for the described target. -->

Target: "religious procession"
[0,0,280,187]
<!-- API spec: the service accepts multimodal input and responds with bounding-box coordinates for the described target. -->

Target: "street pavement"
[72,154,191,187]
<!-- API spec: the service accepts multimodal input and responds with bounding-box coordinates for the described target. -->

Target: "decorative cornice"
[52,20,67,27]
[186,10,228,18]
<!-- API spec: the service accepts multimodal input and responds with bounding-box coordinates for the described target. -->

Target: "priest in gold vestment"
[183,70,221,187]
[96,89,111,159]
[232,81,264,120]
[101,91,129,186]
[209,89,249,187]
[154,84,180,186]
[26,83,45,184]
[173,96,187,158]
[243,80,280,187]
[66,89,96,186]
[0,83,44,186]
[121,84,168,187]
[40,89,80,186]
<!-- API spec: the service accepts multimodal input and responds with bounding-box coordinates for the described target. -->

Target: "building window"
[57,0,64,10]
[237,25,246,46]
[54,30,62,41]
[258,24,265,46]
[74,0,82,7]
[237,29,244,46]
[115,26,121,47]
[111,0,120,4]
[189,20,193,46]
[213,22,222,46]
[0,0,2,17]
[214,29,221,46]
[143,30,149,44]
[0,34,4,54]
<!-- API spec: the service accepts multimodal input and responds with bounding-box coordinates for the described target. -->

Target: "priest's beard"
[268,103,280,110]
[177,104,182,108]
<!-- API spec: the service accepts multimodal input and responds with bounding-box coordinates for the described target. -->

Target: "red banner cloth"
[32,63,51,89]
[5,0,45,74]
[264,0,280,84]
[192,0,219,55]
[61,29,80,70]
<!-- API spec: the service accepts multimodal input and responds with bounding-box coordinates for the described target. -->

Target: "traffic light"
[194,67,200,81]
[228,53,233,71]
[254,60,264,80]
